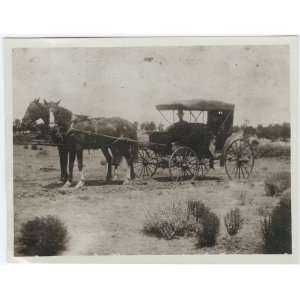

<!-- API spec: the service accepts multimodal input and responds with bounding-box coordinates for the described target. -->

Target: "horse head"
[21,98,50,129]
[43,99,61,114]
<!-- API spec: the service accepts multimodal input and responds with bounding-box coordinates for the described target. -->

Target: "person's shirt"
[167,120,190,142]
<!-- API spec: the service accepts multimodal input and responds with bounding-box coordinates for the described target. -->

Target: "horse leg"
[58,146,68,183]
[102,148,113,181]
[111,148,120,181]
[63,150,75,188]
[123,148,135,184]
[75,149,85,189]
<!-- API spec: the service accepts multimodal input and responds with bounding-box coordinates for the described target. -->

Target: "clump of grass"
[224,208,243,236]
[143,200,220,248]
[261,189,291,254]
[17,215,68,256]
[264,171,290,196]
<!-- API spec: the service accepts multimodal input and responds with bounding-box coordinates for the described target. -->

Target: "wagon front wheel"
[224,139,254,180]
[169,146,199,182]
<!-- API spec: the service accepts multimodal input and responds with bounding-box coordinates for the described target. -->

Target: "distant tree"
[13,118,21,132]
[280,123,290,141]
[148,121,156,132]
[255,123,290,141]
[158,123,164,132]
[133,121,138,130]
[140,122,147,131]
[140,121,156,133]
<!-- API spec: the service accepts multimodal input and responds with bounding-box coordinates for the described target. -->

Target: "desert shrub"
[187,200,220,247]
[197,210,220,247]
[224,208,243,236]
[143,201,198,240]
[187,200,210,222]
[17,215,68,256]
[257,142,290,158]
[143,200,220,247]
[264,172,291,196]
[261,189,291,254]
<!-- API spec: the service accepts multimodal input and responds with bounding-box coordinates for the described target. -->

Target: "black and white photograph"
[4,36,298,263]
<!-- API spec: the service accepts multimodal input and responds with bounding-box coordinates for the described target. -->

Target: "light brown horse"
[44,100,138,188]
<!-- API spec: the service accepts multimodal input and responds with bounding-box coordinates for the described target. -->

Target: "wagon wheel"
[135,147,158,179]
[224,139,254,180]
[198,158,210,178]
[169,146,199,182]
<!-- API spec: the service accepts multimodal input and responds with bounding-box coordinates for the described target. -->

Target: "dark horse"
[21,98,78,184]
[22,99,138,188]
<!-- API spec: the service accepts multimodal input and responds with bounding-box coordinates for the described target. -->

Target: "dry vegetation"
[13,140,291,256]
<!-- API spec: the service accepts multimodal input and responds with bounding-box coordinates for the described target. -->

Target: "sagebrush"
[261,189,291,254]
[17,215,68,256]
[143,200,220,248]
[143,201,198,240]
[264,171,290,196]
[196,210,220,247]
[224,208,243,236]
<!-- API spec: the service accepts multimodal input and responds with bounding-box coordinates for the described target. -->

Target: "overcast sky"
[13,45,290,126]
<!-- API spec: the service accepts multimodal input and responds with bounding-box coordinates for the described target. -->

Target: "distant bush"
[261,189,291,254]
[224,208,243,236]
[257,142,290,158]
[17,216,68,256]
[264,172,291,196]
[143,200,220,247]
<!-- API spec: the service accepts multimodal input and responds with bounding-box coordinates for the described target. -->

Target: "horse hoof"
[75,181,85,189]
[63,181,72,188]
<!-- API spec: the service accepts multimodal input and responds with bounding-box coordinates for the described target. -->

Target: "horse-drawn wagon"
[134,99,255,181]
[21,98,255,185]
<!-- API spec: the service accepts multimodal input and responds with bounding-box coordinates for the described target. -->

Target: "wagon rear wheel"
[135,147,158,179]
[224,139,254,180]
[169,146,199,182]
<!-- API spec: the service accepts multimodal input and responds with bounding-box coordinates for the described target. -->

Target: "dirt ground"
[13,145,290,255]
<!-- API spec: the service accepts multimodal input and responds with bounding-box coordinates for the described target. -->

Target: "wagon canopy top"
[156,99,234,112]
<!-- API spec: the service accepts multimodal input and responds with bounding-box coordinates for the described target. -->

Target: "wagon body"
[149,99,234,160]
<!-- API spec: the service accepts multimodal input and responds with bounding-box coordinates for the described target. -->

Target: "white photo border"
[4,36,299,264]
